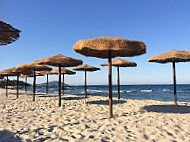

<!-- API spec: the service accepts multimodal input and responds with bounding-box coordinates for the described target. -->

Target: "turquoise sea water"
[25,84,190,102]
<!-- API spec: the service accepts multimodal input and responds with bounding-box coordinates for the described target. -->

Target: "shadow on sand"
[39,95,58,98]
[62,96,86,100]
[86,100,126,105]
[142,105,190,114]
[0,130,22,142]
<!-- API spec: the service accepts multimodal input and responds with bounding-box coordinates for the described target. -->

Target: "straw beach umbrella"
[101,58,137,99]
[15,63,52,101]
[0,20,21,45]
[20,72,43,93]
[19,71,33,93]
[72,64,100,98]
[39,71,51,94]
[148,49,190,105]
[35,54,83,106]
[49,68,76,95]
[10,68,33,98]
[73,37,146,117]
[0,68,17,97]
[20,75,29,93]
[0,67,31,98]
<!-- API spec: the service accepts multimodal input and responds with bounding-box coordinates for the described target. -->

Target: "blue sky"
[1,0,190,85]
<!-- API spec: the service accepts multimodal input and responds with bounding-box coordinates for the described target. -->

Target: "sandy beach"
[0,88,190,142]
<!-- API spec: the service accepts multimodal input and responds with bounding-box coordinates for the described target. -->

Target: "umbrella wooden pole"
[6,76,8,97]
[58,64,61,107]
[16,73,19,98]
[33,69,36,101]
[172,62,177,105]
[108,51,113,117]
[117,66,120,99]
[46,74,49,94]
[25,77,27,93]
[62,73,64,95]
[84,70,87,98]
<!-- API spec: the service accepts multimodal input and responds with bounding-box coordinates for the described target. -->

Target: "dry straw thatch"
[73,37,146,58]
[72,64,100,71]
[35,54,83,67]
[15,63,52,71]
[50,68,76,75]
[148,49,190,63]
[20,72,44,78]
[101,58,137,67]
[0,68,18,76]
[0,20,21,45]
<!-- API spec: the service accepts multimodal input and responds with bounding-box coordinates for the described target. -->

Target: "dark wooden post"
[117,66,120,99]
[58,64,61,107]
[25,77,27,93]
[33,69,36,101]
[108,50,113,117]
[84,70,87,98]
[172,62,177,105]
[46,74,48,94]
[6,76,8,97]
[62,73,65,95]
[16,73,19,98]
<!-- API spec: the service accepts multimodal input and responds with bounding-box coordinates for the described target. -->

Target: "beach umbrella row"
[0,69,17,97]
[101,58,137,99]
[20,72,45,93]
[48,68,76,95]
[35,54,83,106]
[73,64,100,98]
[15,63,52,101]
[73,37,146,117]
[0,67,32,97]
[40,68,76,95]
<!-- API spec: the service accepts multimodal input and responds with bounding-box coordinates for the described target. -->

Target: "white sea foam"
[140,90,153,92]
[127,90,137,93]
[87,89,108,93]
[163,89,170,92]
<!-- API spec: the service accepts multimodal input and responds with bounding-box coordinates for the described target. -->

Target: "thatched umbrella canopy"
[49,68,76,96]
[73,37,146,117]
[0,20,21,46]
[148,49,190,105]
[35,54,82,107]
[101,58,137,99]
[72,64,100,98]
[15,63,52,101]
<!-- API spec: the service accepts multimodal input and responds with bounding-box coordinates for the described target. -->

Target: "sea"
[24,84,190,102]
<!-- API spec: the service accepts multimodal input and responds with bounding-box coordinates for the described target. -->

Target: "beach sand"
[0,88,190,142]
